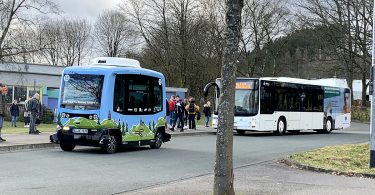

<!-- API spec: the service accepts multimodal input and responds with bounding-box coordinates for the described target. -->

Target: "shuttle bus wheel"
[150,131,163,149]
[101,135,118,154]
[274,118,286,135]
[60,143,75,152]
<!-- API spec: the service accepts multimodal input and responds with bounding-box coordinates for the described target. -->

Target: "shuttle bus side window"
[113,75,126,113]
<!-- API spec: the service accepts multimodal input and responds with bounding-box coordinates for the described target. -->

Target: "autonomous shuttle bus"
[50,57,170,153]
[211,77,351,135]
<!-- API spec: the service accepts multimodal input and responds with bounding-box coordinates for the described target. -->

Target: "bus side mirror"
[204,82,220,98]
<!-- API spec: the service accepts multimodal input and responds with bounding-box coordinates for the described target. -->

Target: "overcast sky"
[54,0,123,20]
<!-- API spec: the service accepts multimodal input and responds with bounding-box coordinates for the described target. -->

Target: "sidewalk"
[0,125,216,152]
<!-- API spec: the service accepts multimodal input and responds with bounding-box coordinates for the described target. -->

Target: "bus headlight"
[251,120,256,128]
[62,126,70,132]
[93,114,98,120]
[89,115,93,120]
[61,113,66,118]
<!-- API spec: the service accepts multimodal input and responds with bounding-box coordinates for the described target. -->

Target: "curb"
[0,143,59,152]
[0,131,216,152]
[170,131,216,137]
[280,158,375,179]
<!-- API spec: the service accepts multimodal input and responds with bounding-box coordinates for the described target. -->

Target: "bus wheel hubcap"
[279,121,284,133]
[156,133,162,147]
[108,136,116,152]
[326,120,331,131]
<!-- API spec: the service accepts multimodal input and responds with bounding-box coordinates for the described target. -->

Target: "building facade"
[0,62,188,112]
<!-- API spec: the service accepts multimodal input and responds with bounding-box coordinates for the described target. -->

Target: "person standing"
[203,101,212,127]
[10,100,19,127]
[185,97,200,130]
[183,98,189,128]
[168,95,176,131]
[172,96,185,132]
[24,97,32,127]
[28,93,41,134]
[0,83,8,142]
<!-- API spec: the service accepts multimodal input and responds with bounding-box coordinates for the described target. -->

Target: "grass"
[1,120,56,134]
[289,143,375,175]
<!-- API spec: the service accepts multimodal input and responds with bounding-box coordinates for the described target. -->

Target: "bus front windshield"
[61,74,104,110]
[235,80,259,116]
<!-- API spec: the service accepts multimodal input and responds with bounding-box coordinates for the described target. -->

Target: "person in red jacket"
[169,95,176,131]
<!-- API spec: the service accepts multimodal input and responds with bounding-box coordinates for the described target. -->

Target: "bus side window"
[114,75,125,113]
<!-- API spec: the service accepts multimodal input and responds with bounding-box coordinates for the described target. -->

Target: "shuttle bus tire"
[101,135,118,154]
[60,143,75,152]
[150,131,163,149]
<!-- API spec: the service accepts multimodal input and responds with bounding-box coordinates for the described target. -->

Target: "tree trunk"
[361,75,367,106]
[214,1,243,195]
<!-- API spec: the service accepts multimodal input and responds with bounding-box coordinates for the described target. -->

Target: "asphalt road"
[0,122,370,195]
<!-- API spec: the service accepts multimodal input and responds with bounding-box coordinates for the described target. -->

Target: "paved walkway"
[0,126,216,152]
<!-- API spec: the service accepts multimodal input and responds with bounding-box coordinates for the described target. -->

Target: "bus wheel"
[274,118,286,135]
[236,130,246,135]
[150,131,163,149]
[101,135,118,154]
[60,143,75,152]
[324,118,333,134]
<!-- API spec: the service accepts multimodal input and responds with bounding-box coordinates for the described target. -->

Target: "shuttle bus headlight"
[93,114,98,120]
[62,126,70,132]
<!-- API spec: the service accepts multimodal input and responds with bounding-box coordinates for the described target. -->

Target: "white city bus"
[211,77,351,135]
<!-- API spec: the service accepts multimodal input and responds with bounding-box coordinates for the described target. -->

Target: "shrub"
[351,106,370,122]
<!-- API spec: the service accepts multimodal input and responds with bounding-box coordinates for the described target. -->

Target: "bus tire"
[60,143,75,152]
[101,135,118,154]
[150,130,163,149]
[324,118,333,134]
[236,130,246,135]
[274,118,286,135]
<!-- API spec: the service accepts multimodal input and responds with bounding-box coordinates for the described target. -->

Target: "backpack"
[26,100,32,112]
[188,103,195,113]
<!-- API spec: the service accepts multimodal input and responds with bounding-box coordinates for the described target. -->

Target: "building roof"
[0,62,64,88]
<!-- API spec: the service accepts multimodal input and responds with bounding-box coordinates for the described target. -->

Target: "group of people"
[168,95,211,132]
[0,83,43,143]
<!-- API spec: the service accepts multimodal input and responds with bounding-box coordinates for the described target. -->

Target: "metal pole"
[33,79,36,93]
[370,0,375,168]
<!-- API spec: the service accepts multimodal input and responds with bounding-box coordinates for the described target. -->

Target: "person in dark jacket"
[172,96,185,132]
[10,100,19,127]
[0,83,8,142]
[203,101,211,127]
[28,93,41,134]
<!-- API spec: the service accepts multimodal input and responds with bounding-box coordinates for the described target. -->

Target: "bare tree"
[214,0,243,194]
[239,0,290,77]
[0,0,59,61]
[59,19,91,66]
[38,20,63,65]
[297,0,373,104]
[93,10,134,57]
